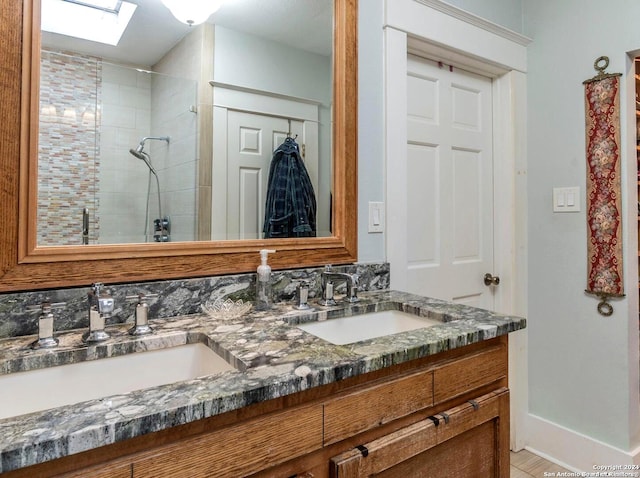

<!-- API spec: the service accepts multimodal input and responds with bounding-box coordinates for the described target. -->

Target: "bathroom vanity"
[0,291,525,477]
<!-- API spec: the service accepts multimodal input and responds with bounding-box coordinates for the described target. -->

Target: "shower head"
[129,148,146,160]
[129,148,157,175]
[129,136,168,174]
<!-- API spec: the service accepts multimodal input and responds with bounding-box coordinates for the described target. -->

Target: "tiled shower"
[38,49,197,246]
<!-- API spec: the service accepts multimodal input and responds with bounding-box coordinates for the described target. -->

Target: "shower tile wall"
[100,64,152,243]
[151,28,202,243]
[38,50,198,245]
[150,74,198,242]
[39,49,101,246]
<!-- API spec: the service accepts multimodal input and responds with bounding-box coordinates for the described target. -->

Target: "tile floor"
[511,449,571,477]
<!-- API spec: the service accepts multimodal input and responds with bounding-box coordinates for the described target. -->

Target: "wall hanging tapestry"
[583,56,624,316]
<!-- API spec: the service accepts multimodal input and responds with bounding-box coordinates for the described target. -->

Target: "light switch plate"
[368,202,384,233]
[553,187,580,212]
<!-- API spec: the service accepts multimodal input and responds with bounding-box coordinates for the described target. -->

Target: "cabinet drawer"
[433,344,506,404]
[330,388,509,478]
[133,403,323,478]
[323,368,433,446]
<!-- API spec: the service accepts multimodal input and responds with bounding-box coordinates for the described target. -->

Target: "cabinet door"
[330,388,509,478]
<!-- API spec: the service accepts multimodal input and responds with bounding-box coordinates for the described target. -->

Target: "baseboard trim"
[527,413,640,473]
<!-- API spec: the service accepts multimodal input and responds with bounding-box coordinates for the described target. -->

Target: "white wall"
[357,0,385,263]
[212,25,333,237]
[523,0,640,456]
[213,25,331,102]
[444,0,523,34]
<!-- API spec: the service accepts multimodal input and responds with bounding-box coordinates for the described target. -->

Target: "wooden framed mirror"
[0,0,357,292]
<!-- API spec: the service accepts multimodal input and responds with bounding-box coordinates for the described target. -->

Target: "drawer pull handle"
[356,444,369,457]
[427,415,440,426]
[468,399,480,411]
[440,412,450,424]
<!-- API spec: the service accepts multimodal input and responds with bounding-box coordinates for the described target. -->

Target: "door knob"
[484,273,500,286]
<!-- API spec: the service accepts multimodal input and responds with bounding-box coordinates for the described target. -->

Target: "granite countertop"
[0,290,526,473]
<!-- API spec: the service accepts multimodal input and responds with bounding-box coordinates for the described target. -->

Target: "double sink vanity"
[0,289,526,477]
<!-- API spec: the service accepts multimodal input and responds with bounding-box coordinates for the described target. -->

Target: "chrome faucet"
[318,265,359,306]
[295,281,311,310]
[126,293,157,336]
[83,283,113,343]
[27,299,66,349]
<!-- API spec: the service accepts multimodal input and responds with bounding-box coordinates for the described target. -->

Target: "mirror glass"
[37,0,333,246]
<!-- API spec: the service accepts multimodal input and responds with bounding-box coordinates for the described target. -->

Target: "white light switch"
[368,202,384,233]
[553,187,580,213]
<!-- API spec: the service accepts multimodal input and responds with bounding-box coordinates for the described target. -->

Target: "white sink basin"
[298,310,442,345]
[0,343,236,420]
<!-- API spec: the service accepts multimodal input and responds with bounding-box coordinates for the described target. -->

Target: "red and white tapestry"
[584,74,624,297]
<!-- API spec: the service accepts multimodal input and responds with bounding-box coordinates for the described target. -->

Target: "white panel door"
[212,87,320,241]
[403,55,495,309]
[226,111,304,240]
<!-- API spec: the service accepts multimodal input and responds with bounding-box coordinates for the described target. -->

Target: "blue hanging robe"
[263,137,317,238]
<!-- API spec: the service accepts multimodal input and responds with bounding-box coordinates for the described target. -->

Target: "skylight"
[41,0,137,46]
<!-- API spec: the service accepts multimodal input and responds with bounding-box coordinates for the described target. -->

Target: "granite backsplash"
[0,262,390,339]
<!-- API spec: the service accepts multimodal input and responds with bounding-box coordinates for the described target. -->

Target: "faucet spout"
[83,283,112,343]
[319,265,359,306]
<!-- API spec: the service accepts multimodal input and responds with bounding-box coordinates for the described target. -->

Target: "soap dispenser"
[255,249,276,310]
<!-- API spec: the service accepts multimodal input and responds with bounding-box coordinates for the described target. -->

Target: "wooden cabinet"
[330,388,510,478]
[6,337,509,478]
[253,338,509,478]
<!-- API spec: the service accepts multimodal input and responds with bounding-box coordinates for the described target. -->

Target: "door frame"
[383,0,530,450]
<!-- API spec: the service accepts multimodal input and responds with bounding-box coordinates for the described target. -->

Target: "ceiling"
[41,0,333,67]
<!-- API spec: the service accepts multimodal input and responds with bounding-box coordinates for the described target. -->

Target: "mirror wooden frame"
[0,0,357,293]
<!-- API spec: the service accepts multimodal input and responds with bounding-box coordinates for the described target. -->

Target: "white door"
[225,111,304,240]
[398,55,496,309]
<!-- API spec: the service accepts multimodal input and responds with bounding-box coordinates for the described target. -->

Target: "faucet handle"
[91,283,114,316]
[125,293,158,336]
[318,281,337,307]
[27,299,66,349]
[90,282,104,296]
[345,275,360,303]
[295,281,311,310]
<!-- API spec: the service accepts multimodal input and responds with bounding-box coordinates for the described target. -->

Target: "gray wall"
[358,0,385,263]
[523,0,639,450]
[445,0,524,34]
